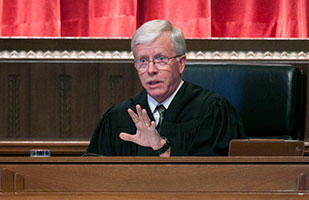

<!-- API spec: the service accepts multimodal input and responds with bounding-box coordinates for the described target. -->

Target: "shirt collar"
[147,80,184,113]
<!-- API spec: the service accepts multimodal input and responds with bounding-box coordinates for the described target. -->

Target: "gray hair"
[131,20,186,56]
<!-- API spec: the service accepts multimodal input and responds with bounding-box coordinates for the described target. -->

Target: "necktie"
[156,104,166,132]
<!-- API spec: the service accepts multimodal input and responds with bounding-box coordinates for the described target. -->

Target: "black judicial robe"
[86,81,245,156]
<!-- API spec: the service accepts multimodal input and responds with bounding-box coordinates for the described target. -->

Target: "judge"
[86,20,245,157]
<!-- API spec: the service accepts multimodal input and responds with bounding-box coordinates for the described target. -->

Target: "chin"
[147,91,165,100]
[148,91,163,97]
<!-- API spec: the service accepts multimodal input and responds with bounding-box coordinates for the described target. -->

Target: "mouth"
[148,80,161,85]
[146,79,163,87]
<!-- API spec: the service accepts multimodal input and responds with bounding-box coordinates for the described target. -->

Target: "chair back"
[183,63,306,140]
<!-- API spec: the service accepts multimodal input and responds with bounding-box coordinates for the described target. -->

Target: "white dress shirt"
[147,80,184,126]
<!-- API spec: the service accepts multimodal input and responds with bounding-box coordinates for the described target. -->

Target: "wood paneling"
[1,140,309,156]
[0,63,30,138]
[0,38,308,143]
[1,192,309,200]
[0,141,88,156]
[0,157,308,197]
[3,164,307,191]
[0,61,141,139]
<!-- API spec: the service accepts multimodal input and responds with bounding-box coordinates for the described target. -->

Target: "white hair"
[131,20,186,56]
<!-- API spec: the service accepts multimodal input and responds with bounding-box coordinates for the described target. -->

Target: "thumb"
[119,132,135,142]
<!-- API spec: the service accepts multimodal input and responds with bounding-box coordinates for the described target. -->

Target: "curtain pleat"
[60,0,137,37]
[136,0,211,38]
[87,0,137,37]
[211,0,309,38]
[0,0,61,36]
[0,0,308,38]
[60,0,90,36]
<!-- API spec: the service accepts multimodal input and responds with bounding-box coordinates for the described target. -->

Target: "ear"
[178,55,186,74]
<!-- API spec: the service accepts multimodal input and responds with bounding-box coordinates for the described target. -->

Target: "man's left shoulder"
[184,81,229,105]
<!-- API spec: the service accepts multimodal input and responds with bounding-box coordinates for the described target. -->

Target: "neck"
[149,79,184,105]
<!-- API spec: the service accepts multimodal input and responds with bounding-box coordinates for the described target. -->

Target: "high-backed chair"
[183,63,306,140]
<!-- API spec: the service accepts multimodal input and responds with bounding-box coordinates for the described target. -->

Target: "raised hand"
[119,104,165,151]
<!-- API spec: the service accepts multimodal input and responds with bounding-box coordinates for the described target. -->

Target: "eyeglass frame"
[133,54,184,73]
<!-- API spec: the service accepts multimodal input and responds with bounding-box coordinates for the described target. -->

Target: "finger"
[144,120,153,128]
[142,109,151,126]
[150,121,156,130]
[119,132,136,143]
[135,104,144,121]
[127,108,139,124]
[144,120,156,130]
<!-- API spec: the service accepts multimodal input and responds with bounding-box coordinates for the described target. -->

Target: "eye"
[157,55,166,61]
[139,58,148,63]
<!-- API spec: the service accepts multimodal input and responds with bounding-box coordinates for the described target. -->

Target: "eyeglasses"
[134,54,183,73]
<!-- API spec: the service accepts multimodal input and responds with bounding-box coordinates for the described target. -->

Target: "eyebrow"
[136,53,167,60]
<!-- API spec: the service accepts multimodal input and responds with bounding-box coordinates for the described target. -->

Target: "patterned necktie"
[156,104,166,132]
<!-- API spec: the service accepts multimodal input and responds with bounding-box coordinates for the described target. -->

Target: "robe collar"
[147,80,184,114]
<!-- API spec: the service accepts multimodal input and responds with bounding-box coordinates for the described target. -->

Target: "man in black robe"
[86,20,245,156]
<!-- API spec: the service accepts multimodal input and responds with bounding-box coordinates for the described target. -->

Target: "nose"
[147,61,159,74]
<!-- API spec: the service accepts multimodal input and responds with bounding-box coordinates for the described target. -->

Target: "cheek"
[165,68,180,82]
[138,72,144,80]
[138,73,147,86]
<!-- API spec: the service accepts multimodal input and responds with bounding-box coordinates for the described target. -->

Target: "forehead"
[133,33,175,57]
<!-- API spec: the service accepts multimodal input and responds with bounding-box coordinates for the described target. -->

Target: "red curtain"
[0,0,308,38]
[212,0,309,38]
[136,0,211,38]
[0,0,61,36]
[60,0,137,37]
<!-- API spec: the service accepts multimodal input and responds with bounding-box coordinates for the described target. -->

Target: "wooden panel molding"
[0,141,308,156]
[1,49,309,61]
[0,38,309,61]
[0,168,24,192]
[59,74,72,138]
[1,157,309,199]
[0,141,88,156]
[8,74,20,138]
[0,157,308,193]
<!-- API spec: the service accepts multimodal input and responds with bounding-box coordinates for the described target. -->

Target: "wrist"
[159,147,171,157]
[153,136,171,155]
[152,137,166,151]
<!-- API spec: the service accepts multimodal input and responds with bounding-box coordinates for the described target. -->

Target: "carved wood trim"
[59,75,72,138]
[110,75,123,106]
[0,169,24,192]
[8,75,20,138]
[0,38,308,61]
[0,141,88,155]
[1,50,309,61]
